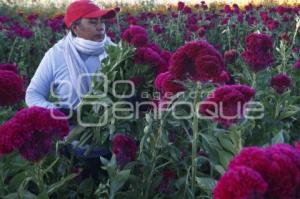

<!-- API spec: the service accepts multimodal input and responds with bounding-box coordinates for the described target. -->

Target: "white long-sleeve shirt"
[25,37,110,109]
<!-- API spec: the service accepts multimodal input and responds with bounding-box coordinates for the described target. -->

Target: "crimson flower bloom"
[294,59,300,70]
[214,166,268,199]
[112,134,137,168]
[0,63,18,73]
[155,71,185,97]
[121,25,149,47]
[242,33,274,72]
[228,144,300,199]
[169,41,225,82]
[0,107,69,162]
[270,73,292,94]
[200,85,255,128]
[224,49,238,64]
[0,70,24,106]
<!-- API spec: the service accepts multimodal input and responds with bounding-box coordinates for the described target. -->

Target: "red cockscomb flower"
[134,47,163,67]
[155,71,185,97]
[228,145,300,199]
[121,25,149,47]
[200,85,255,127]
[294,59,300,70]
[112,134,137,168]
[242,33,274,72]
[270,73,292,94]
[214,166,268,199]
[0,70,24,106]
[224,49,238,64]
[0,63,18,73]
[0,107,69,161]
[169,41,225,82]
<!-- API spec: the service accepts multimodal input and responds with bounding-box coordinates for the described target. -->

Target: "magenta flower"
[0,70,24,106]
[0,16,10,23]
[134,47,163,67]
[200,85,255,128]
[224,49,238,64]
[214,166,268,199]
[0,63,18,73]
[153,24,164,35]
[0,107,69,161]
[228,145,300,199]
[112,134,137,168]
[45,15,64,32]
[294,59,300,69]
[169,41,225,82]
[121,25,149,47]
[177,1,185,11]
[270,73,292,94]
[26,13,39,25]
[242,33,274,72]
[155,71,185,96]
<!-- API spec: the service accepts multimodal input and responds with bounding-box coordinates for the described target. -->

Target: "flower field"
[1,0,300,198]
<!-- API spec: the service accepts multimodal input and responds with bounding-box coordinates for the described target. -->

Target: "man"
[25,0,116,113]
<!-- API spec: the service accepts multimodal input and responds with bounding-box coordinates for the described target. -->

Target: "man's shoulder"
[48,37,66,54]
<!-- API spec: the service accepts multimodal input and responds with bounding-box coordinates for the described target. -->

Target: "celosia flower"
[267,20,279,31]
[144,43,162,55]
[0,107,69,161]
[228,145,300,199]
[183,6,192,14]
[9,24,34,39]
[155,71,185,96]
[294,59,300,70]
[200,84,255,127]
[212,70,230,84]
[0,70,24,106]
[270,73,292,94]
[214,166,268,199]
[153,24,164,35]
[0,16,10,23]
[121,25,148,47]
[0,63,18,73]
[224,49,238,64]
[242,33,274,72]
[26,13,39,25]
[112,134,137,168]
[169,41,225,82]
[45,14,64,32]
[134,47,163,67]
[177,1,185,11]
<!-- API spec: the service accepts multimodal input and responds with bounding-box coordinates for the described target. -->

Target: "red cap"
[64,0,116,28]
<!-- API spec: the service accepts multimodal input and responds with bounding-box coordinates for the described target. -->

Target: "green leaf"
[110,169,130,195]
[36,191,49,199]
[271,131,285,144]
[7,171,27,192]
[47,173,78,195]
[196,177,217,192]
[78,178,94,196]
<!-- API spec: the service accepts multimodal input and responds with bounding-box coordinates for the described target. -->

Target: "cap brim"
[84,8,116,19]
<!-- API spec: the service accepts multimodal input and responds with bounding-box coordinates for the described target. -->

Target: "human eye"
[89,19,97,24]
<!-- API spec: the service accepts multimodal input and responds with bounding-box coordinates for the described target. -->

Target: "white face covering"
[63,32,108,107]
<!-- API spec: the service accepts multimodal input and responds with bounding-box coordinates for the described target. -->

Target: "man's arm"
[25,51,57,109]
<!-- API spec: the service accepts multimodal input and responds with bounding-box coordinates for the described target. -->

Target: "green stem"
[8,37,18,62]
[191,82,201,195]
[144,120,163,199]
[292,16,300,46]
